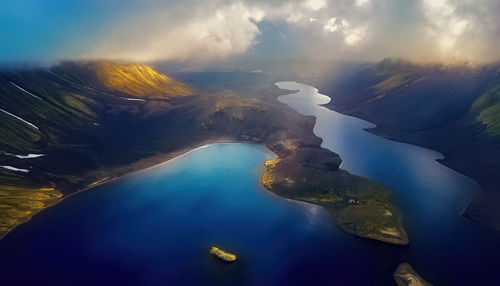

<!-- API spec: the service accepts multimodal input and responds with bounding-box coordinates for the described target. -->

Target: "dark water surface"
[275,81,500,285]
[1,82,499,285]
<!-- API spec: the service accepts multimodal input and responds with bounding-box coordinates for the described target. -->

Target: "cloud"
[303,0,327,11]
[83,0,500,63]
[87,2,265,61]
[323,17,367,46]
[422,0,472,55]
[355,0,370,7]
[418,0,500,62]
[343,26,367,46]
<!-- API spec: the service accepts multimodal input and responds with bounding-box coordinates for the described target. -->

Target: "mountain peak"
[55,60,194,99]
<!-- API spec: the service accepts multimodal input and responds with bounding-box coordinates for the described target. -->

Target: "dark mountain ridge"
[318,58,500,231]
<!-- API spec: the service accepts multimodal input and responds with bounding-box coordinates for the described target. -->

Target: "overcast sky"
[2,0,500,64]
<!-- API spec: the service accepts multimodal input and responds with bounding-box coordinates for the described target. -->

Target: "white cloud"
[88,2,265,61]
[422,0,474,58]
[355,0,370,7]
[285,12,305,23]
[324,17,366,46]
[323,17,339,32]
[84,0,500,63]
[88,0,334,60]
[303,0,327,11]
[343,26,367,46]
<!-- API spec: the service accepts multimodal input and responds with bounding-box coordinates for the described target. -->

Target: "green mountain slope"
[471,80,500,136]
[0,61,195,237]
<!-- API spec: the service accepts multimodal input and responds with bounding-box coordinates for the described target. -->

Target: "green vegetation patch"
[471,84,500,111]
[372,73,410,93]
[471,83,500,136]
[0,185,62,238]
[477,102,500,136]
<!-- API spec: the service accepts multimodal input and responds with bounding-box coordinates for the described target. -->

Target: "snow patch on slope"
[1,165,29,173]
[0,108,39,130]
[0,151,45,159]
[10,82,43,100]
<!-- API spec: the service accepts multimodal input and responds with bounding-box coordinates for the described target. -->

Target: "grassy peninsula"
[261,140,408,244]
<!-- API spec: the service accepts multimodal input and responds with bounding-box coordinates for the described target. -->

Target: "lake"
[1,82,499,285]
[0,143,348,285]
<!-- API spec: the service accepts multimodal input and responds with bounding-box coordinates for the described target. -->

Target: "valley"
[0,61,406,245]
[315,59,500,231]
[4,1,500,284]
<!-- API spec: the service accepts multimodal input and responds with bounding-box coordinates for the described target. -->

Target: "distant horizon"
[2,56,499,73]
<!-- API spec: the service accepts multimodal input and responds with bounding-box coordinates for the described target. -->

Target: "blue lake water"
[1,82,499,285]
[0,144,348,285]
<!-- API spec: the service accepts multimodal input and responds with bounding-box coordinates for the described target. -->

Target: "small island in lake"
[209,246,237,262]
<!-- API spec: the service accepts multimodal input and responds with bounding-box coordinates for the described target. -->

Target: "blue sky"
[1,0,500,64]
[0,0,137,63]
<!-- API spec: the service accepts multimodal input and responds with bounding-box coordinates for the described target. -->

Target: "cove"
[0,143,347,285]
[275,81,500,285]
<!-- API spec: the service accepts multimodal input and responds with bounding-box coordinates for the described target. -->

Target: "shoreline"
[0,194,61,240]
[361,126,484,220]
[1,84,409,245]
[314,79,496,232]
[0,139,327,241]
[272,82,408,245]
[1,139,406,245]
[0,137,238,240]
[316,87,489,230]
